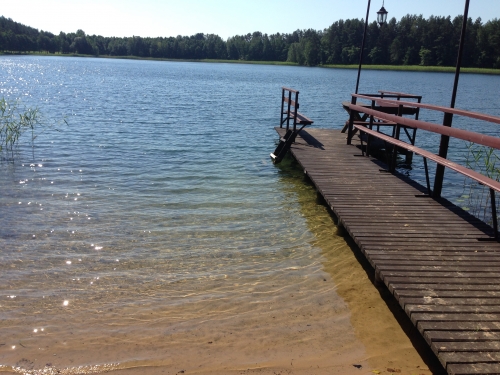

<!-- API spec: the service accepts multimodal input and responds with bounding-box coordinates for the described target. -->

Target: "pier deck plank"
[276,127,500,375]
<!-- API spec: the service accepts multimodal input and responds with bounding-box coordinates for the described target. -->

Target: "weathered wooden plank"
[380,261,500,268]
[433,342,500,352]
[419,321,500,332]
[400,297,500,307]
[382,271,500,279]
[447,362,500,374]
[406,305,500,315]
[412,313,500,323]
[390,284,500,292]
[380,265,500,272]
[386,277,500,285]
[442,351,500,364]
[372,256,500,263]
[395,290,500,299]
[425,330,500,342]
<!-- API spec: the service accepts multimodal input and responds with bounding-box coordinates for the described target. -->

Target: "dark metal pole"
[355,0,371,94]
[433,0,470,198]
[491,189,498,239]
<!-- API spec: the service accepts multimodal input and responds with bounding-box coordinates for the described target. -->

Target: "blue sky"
[2,0,499,39]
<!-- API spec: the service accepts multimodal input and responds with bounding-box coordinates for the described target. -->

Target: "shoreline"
[1,52,499,75]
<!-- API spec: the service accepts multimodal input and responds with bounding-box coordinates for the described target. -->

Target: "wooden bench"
[280,87,313,132]
[342,91,422,146]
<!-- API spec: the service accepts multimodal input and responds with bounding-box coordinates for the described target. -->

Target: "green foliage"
[419,47,432,66]
[0,97,65,161]
[287,43,303,65]
[2,14,500,69]
[461,142,500,225]
[0,97,40,159]
[368,46,383,64]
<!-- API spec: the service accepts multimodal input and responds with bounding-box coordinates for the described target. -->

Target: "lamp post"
[377,1,388,26]
[354,0,388,94]
[350,0,389,144]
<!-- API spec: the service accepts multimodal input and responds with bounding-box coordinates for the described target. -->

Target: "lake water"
[0,56,499,375]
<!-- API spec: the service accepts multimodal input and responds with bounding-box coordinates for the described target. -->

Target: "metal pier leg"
[359,131,366,156]
[390,125,401,173]
[490,188,498,240]
[423,157,431,195]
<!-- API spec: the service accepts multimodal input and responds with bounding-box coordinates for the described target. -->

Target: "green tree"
[70,36,93,54]
[287,42,304,65]
[368,46,383,64]
[419,47,432,65]
[303,29,321,66]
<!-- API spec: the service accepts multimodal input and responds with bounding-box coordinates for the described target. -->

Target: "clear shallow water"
[0,57,356,373]
[0,56,499,373]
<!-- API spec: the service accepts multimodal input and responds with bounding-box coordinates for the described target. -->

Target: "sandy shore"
[1,224,443,375]
[0,175,445,375]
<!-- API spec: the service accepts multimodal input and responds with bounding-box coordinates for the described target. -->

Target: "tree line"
[1,14,500,68]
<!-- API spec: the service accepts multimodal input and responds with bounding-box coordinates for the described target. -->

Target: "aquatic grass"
[461,141,500,225]
[0,97,23,159]
[0,97,66,161]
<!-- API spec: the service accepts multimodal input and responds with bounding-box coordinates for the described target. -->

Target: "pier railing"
[346,93,500,239]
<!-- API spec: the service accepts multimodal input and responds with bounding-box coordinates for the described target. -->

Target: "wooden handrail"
[349,103,500,150]
[353,94,500,125]
[354,124,500,193]
[282,86,299,93]
[378,90,422,99]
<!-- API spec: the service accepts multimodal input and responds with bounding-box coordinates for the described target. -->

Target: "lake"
[0,56,499,375]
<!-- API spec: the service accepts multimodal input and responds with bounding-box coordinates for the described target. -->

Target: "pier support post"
[354,0,371,95]
[433,0,470,198]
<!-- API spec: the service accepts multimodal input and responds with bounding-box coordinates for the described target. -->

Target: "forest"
[1,14,500,68]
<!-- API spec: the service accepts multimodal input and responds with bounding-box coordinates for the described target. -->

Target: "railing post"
[280,88,285,128]
[347,96,356,145]
[491,189,499,240]
[433,0,470,199]
[423,158,432,195]
[294,91,299,132]
[388,104,404,172]
[410,96,421,146]
[286,90,292,131]
[433,112,454,197]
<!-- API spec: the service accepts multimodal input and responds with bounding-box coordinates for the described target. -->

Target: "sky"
[2,0,500,40]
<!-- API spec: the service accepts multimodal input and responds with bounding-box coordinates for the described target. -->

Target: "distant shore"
[2,51,500,74]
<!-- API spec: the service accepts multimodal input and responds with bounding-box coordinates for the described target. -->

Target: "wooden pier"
[276,127,500,375]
